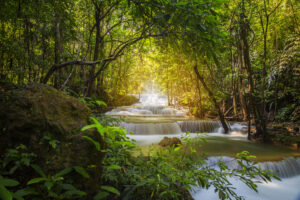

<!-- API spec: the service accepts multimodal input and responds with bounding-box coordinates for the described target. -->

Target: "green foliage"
[0,176,19,200]
[0,145,37,200]
[0,144,90,200]
[41,133,60,149]
[275,104,296,121]
[79,97,107,109]
[1,145,36,175]
[26,165,87,199]
[82,118,278,200]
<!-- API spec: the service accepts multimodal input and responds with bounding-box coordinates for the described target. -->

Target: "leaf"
[107,165,121,170]
[44,181,54,191]
[0,186,12,200]
[82,136,100,151]
[12,194,24,200]
[0,178,19,187]
[49,140,58,149]
[73,166,90,178]
[95,100,107,107]
[31,164,46,177]
[94,191,109,200]
[27,177,47,185]
[174,146,181,152]
[14,188,37,197]
[100,186,120,196]
[63,190,86,197]
[61,184,76,191]
[81,124,97,132]
[55,167,73,178]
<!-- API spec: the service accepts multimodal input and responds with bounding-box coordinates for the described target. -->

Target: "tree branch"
[42,30,167,84]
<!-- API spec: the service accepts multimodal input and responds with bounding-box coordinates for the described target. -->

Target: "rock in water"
[0,83,102,172]
[159,136,182,147]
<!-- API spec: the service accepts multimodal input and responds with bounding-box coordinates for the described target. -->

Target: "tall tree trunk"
[237,45,248,121]
[86,6,101,96]
[54,15,62,88]
[230,16,238,117]
[25,18,32,83]
[194,65,229,133]
[239,1,268,142]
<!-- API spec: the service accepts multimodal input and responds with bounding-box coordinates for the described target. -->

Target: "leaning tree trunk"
[194,65,229,133]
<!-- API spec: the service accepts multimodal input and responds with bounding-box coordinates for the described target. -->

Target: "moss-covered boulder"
[0,83,102,173]
[159,137,182,147]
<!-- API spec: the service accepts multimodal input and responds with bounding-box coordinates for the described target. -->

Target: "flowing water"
[106,91,300,200]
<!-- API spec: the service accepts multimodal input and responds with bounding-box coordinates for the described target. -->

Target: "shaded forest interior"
[0,0,299,199]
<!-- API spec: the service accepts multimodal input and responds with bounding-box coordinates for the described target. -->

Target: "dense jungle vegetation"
[0,0,299,199]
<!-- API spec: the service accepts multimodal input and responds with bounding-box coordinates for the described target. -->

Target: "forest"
[0,0,299,199]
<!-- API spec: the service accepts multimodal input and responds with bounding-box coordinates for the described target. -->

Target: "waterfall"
[140,106,166,114]
[205,156,300,178]
[177,120,221,133]
[259,157,300,178]
[192,156,300,200]
[107,106,186,116]
[106,90,300,200]
[106,107,154,115]
[119,122,182,135]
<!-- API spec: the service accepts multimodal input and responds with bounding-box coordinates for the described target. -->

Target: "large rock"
[0,83,102,172]
[159,137,182,147]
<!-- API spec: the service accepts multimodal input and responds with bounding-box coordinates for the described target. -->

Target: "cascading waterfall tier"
[119,120,228,135]
[106,106,186,116]
[205,156,300,178]
[178,120,221,133]
[119,122,182,135]
[106,92,240,135]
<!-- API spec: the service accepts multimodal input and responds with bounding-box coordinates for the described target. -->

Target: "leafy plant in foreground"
[27,165,89,199]
[82,117,279,200]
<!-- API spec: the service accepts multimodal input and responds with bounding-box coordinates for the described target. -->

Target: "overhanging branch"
[42,30,167,84]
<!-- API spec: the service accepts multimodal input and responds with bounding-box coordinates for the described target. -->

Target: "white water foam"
[191,156,300,200]
[191,174,300,200]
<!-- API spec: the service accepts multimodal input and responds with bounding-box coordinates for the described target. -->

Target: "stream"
[106,91,300,200]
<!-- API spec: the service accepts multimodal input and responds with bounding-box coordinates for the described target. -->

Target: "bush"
[83,117,279,200]
[275,104,296,121]
[0,116,279,200]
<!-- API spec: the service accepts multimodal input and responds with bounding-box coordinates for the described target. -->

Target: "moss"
[159,137,182,147]
[0,83,103,174]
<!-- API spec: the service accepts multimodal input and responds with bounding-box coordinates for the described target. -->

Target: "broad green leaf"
[14,188,37,197]
[73,166,90,178]
[44,182,54,191]
[0,178,19,187]
[0,186,12,200]
[81,124,97,132]
[107,165,121,170]
[94,191,109,200]
[12,194,24,200]
[100,186,120,196]
[90,117,105,135]
[61,184,76,191]
[27,177,47,185]
[82,136,100,151]
[95,100,107,107]
[55,167,73,178]
[31,164,46,177]
[174,146,181,152]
